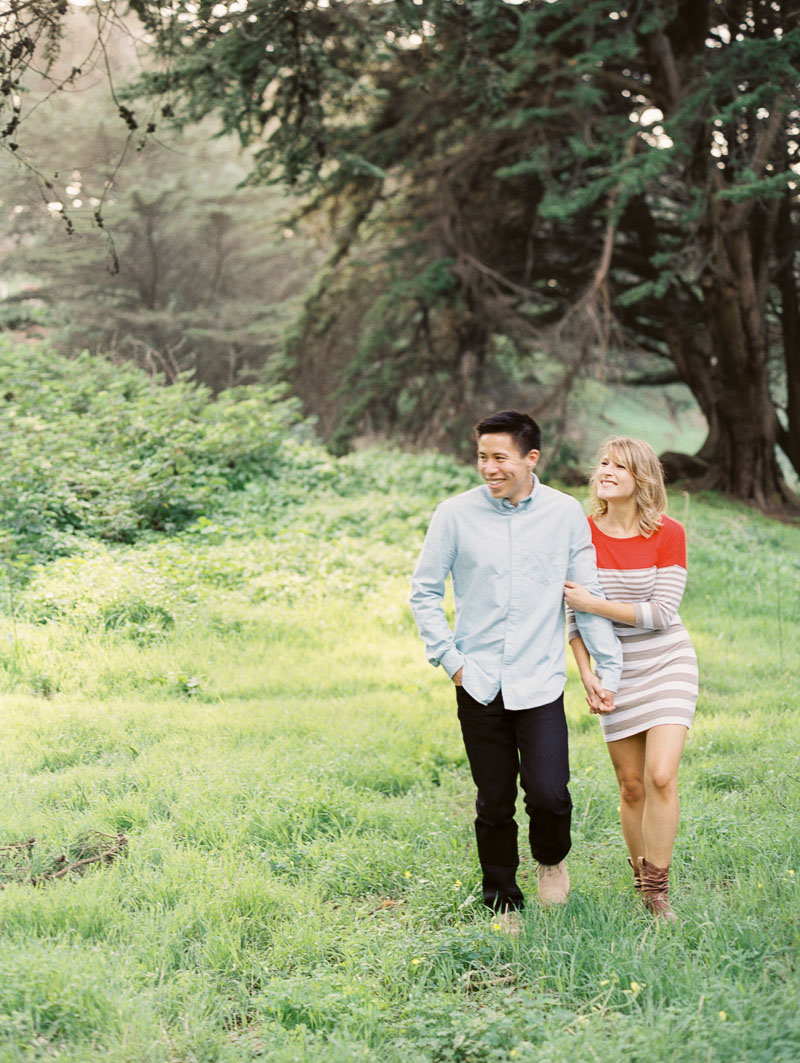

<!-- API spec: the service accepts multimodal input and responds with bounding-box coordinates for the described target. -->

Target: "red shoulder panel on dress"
[589,513,687,570]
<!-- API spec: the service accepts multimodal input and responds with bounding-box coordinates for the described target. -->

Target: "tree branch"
[622,369,685,386]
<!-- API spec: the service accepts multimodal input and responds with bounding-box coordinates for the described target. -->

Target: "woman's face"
[595,453,637,503]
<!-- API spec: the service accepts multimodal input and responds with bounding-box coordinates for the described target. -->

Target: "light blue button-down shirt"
[409,477,622,711]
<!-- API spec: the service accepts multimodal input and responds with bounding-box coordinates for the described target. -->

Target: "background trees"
[3,0,799,505]
[123,0,798,505]
[1,6,319,391]
[11,135,318,391]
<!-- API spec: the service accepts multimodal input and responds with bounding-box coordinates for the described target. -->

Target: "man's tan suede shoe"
[493,909,522,936]
[537,861,570,905]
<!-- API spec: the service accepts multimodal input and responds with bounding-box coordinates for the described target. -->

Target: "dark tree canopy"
[5,0,800,506]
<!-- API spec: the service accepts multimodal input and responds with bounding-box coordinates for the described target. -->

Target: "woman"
[564,437,698,922]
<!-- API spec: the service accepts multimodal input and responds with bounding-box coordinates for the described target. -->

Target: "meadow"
[0,353,799,1062]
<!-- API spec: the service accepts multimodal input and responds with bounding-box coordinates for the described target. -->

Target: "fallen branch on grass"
[0,831,128,888]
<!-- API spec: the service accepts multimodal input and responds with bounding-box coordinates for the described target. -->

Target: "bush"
[0,339,311,563]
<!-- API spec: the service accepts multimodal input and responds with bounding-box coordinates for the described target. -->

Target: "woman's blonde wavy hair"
[589,437,667,538]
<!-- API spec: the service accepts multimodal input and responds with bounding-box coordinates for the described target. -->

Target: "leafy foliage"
[5,1,799,503]
[0,338,309,564]
[121,0,800,504]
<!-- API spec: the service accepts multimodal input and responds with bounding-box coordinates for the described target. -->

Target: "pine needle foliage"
[5,1,800,501]
[119,0,800,504]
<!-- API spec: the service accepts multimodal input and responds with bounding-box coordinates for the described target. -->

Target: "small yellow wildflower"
[788,869,795,876]
[719,1011,727,1022]
[491,921,502,932]
[411,957,422,966]
[757,882,763,889]
[404,870,412,879]
[630,981,643,994]
[454,879,462,887]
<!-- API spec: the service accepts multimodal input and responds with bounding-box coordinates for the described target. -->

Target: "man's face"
[477,433,540,505]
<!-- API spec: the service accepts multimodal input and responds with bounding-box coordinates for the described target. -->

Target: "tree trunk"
[699,394,788,508]
[774,195,800,477]
[692,205,794,508]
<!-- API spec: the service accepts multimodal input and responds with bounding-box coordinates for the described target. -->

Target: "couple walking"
[409,410,698,929]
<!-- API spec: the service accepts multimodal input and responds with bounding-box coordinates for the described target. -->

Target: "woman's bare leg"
[641,724,687,866]
[607,732,647,865]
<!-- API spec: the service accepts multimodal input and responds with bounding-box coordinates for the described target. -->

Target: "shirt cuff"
[439,647,466,678]
[596,667,621,694]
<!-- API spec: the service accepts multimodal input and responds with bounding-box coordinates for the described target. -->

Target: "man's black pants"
[456,686,572,912]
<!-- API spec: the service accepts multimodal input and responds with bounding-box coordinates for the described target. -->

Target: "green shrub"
[0,339,310,563]
[100,598,175,644]
[0,339,481,578]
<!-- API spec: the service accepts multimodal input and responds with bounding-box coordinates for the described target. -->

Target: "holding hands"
[585,675,615,715]
[565,580,615,714]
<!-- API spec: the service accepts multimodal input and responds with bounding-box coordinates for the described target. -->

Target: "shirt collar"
[483,474,539,511]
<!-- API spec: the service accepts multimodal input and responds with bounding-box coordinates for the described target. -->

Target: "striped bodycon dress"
[568,514,698,743]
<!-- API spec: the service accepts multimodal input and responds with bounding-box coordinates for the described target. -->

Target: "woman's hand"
[584,675,615,715]
[564,580,597,613]
[580,670,600,713]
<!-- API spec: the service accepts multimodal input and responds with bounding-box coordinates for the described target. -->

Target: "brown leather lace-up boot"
[638,857,677,923]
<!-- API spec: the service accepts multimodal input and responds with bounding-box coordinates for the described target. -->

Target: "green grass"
[0,473,799,1062]
[568,378,707,470]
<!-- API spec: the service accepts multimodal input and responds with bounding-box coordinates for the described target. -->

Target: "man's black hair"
[474,410,542,455]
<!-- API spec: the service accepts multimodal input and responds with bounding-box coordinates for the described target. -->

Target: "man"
[409,410,622,926]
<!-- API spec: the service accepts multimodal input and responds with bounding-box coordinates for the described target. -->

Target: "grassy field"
[0,457,799,1063]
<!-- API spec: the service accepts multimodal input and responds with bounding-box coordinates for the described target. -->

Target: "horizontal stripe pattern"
[597,564,688,632]
[567,519,698,742]
[600,584,697,742]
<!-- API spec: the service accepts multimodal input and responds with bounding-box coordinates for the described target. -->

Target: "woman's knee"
[617,773,645,805]
[645,765,677,794]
